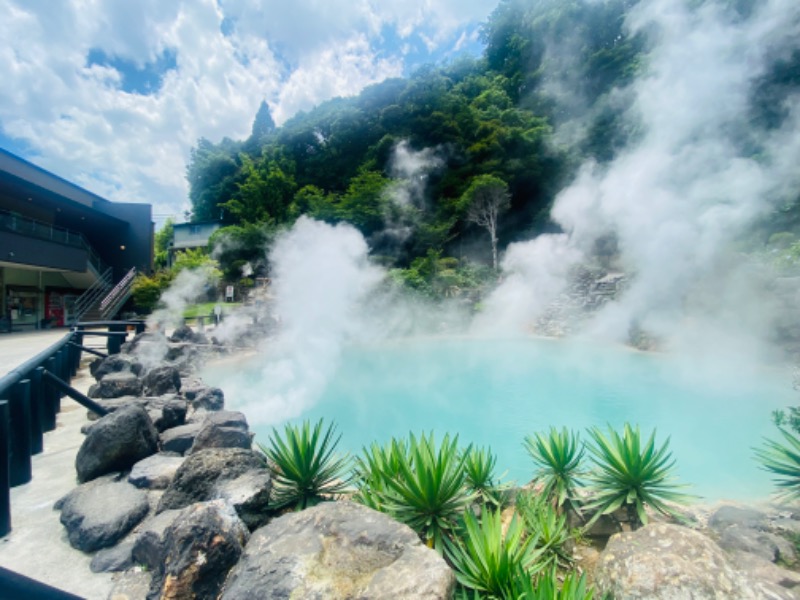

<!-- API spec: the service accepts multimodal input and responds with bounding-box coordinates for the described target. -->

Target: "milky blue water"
[206,337,797,501]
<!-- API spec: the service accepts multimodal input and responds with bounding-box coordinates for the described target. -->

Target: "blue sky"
[0,0,495,225]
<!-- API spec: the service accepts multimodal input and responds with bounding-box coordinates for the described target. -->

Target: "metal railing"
[70,267,113,325]
[99,266,137,319]
[0,209,108,275]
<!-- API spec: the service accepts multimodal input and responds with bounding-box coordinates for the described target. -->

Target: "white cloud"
[0,0,496,222]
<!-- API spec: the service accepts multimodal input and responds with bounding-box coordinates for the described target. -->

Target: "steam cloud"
[481,0,800,359]
[212,217,383,424]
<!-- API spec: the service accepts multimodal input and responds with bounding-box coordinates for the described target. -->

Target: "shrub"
[380,432,473,551]
[524,427,584,512]
[515,491,574,570]
[464,446,507,508]
[584,423,692,529]
[449,509,542,599]
[258,419,351,510]
[755,427,800,501]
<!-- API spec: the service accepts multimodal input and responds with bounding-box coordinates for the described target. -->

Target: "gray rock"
[157,448,271,530]
[595,523,796,599]
[107,570,152,600]
[87,371,143,399]
[148,500,249,600]
[189,410,251,453]
[131,509,182,571]
[76,404,159,483]
[128,454,186,490]
[221,501,455,600]
[89,541,135,573]
[709,506,769,531]
[184,386,225,411]
[85,396,148,421]
[159,422,203,455]
[731,550,800,590]
[89,353,143,381]
[153,398,187,431]
[142,365,182,396]
[170,324,207,344]
[719,524,797,563]
[59,478,149,552]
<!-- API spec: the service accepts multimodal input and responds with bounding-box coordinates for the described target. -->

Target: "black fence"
[0,320,145,538]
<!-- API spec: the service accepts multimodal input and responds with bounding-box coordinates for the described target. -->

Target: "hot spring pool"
[205,337,797,501]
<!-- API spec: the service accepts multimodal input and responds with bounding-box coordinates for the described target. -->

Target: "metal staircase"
[70,267,137,324]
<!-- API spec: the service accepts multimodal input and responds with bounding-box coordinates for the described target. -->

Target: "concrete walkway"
[0,332,117,598]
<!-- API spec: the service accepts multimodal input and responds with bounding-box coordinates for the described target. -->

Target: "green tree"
[251,100,276,140]
[336,171,390,236]
[153,218,174,269]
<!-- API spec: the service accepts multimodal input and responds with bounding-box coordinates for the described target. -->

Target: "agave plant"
[258,419,351,510]
[516,567,598,600]
[381,432,474,551]
[449,509,543,599]
[523,427,585,512]
[584,423,693,528]
[352,439,408,510]
[755,427,800,501]
[515,491,574,570]
[464,446,507,508]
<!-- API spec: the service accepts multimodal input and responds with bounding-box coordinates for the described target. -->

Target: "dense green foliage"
[182,0,655,281]
[755,428,800,502]
[524,427,585,512]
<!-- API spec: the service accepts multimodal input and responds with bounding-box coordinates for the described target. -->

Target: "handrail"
[0,209,109,275]
[100,267,136,312]
[71,268,113,325]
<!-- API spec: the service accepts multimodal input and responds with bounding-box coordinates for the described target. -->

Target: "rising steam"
[481,0,800,358]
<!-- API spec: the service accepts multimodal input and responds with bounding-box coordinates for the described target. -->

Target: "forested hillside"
[181,0,800,296]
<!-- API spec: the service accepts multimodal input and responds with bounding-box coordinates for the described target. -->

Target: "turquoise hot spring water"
[204,336,797,502]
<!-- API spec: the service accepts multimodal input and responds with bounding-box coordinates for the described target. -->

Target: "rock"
[89,353,143,381]
[189,410,251,453]
[709,506,769,531]
[107,570,152,600]
[87,371,143,399]
[85,396,148,420]
[76,404,159,483]
[131,509,182,571]
[141,365,182,396]
[221,501,455,599]
[731,551,800,590]
[59,478,149,552]
[184,385,225,411]
[157,448,271,530]
[148,500,249,600]
[159,422,204,455]
[152,398,187,431]
[595,523,796,599]
[170,325,207,344]
[128,454,186,490]
[718,524,797,563]
[89,541,135,573]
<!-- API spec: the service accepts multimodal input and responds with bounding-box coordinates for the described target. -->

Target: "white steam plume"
[217,217,384,425]
[481,0,800,356]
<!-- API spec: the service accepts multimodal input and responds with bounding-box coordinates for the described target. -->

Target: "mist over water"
[197,0,800,488]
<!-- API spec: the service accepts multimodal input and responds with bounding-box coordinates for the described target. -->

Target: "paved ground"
[0,330,119,598]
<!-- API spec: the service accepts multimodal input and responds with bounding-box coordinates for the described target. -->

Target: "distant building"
[169,222,221,266]
[0,148,153,329]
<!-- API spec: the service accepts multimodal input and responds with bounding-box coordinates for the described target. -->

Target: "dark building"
[0,148,153,329]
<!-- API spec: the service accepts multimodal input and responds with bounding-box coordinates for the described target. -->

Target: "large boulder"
[76,404,159,483]
[221,501,455,599]
[148,500,249,600]
[183,385,225,411]
[151,398,187,431]
[189,410,251,453]
[159,422,204,455]
[131,509,182,571]
[142,365,182,396]
[128,453,186,490]
[157,448,271,530]
[89,541,135,573]
[87,371,143,399]
[58,477,149,552]
[90,354,144,381]
[595,523,797,599]
[170,324,207,344]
